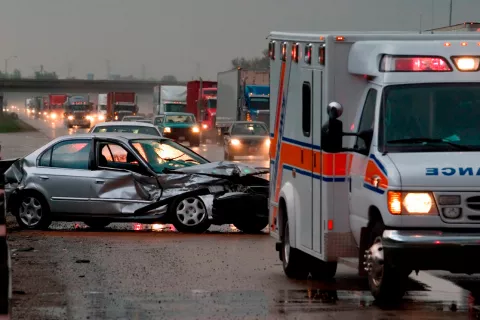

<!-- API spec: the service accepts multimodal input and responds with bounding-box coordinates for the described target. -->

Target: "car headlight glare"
[231,139,241,146]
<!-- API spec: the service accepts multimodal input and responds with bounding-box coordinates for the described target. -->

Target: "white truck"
[97,93,107,121]
[153,85,187,115]
[216,69,270,139]
[268,31,480,302]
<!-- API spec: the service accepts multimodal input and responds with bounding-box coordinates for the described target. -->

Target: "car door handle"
[95,180,105,184]
[39,176,49,180]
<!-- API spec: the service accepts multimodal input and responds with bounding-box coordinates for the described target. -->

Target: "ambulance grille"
[466,196,480,211]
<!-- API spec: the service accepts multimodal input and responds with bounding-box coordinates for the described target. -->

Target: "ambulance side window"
[356,89,377,151]
[302,82,311,137]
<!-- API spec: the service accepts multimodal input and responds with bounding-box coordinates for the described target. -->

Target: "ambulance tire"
[366,221,408,303]
[310,260,337,280]
[281,219,310,279]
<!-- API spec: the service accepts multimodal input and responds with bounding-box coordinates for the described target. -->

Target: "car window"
[165,115,194,123]
[39,148,52,166]
[93,126,160,136]
[154,117,164,125]
[231,123,267,135]
[97,142,148,175]
[50,140,91,169]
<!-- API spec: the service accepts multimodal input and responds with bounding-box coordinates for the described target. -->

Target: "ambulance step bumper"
[382,230,480,273]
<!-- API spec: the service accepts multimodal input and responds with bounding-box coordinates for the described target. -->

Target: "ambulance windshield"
[382,83,480,152]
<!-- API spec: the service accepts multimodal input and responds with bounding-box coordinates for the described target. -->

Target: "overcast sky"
[1,0,479,80]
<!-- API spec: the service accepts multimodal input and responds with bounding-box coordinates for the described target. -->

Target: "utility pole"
[449,0,453,26]
[141,64,146,80]
[4,55,17,77]
[106,59,111,79]
[67,62,73,78]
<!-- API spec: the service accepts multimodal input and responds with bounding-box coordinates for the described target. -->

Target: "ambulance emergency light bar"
[380,55,480,72]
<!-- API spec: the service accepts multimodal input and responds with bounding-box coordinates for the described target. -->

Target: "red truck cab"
[106,92,138,121]
[186,81,217,143]
[48,94,68,120]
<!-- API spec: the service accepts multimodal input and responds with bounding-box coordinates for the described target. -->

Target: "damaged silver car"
[4,133,269,233]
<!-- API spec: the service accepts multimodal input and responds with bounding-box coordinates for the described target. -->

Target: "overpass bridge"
[0,79,187,94]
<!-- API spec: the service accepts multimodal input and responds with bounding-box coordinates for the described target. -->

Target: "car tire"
[84,220,111,230]
[233,218,268,234]
[170,196,211,233]
[281,217,310,279]
[15,191,52,230]
[365,221,408,302]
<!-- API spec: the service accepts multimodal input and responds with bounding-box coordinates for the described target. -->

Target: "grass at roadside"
[0,113,37,133]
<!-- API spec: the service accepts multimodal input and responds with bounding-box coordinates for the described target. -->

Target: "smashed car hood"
[170,161,269,178]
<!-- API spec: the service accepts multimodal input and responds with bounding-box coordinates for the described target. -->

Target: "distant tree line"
[231,49,269,69]
[0,68,58,79]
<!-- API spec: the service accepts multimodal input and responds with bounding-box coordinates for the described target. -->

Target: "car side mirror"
[321,102,344,153]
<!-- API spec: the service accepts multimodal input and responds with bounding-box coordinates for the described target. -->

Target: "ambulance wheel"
[365,221,408,302]
[281,218,310,279]
[310,260,337,280]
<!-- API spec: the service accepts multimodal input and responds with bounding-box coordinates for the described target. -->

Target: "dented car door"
[90,139,157,215]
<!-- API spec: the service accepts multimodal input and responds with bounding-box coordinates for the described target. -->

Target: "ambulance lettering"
[426,167,480,176]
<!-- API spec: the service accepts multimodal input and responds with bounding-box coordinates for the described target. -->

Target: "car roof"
[163,112,195,116]
[232,121,266,125]
[54,132,168,143]
[92,121,156,128]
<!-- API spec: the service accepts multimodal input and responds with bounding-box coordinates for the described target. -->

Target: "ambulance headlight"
[387,191,438,215]
[451,56,480,71]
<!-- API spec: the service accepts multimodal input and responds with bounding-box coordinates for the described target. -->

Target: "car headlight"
[202,124,208,129]
[230,139,241,146]
[114,115,118,120]
[86,115,92,120]
[164,127,171,133]
[265,138,270,147]
[43,112,47,115]
[387,191,438,215]
[68,115,74,120]
[192,126,200,133]
[98,115,105,121]
[51,113,57,119]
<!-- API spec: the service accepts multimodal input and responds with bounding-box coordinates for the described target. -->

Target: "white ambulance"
[268,31,480,301]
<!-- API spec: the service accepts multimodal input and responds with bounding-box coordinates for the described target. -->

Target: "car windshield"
[66,105,89,111]
[164,115,195,124]
[115,105,136,111]
[130,139,207,172]
[123,117,143,121]
[382,83,480,152]
[154,117,164,125]
[93,126,160,136]
[249,98,269,110]
[231,123,267,135]
[164,104,186,112]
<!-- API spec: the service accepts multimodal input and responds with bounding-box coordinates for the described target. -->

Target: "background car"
[223,121,270,160]
[135,119,153,124]
[122,116,145,122]
[157,112,201,147]
[89,122,163,136]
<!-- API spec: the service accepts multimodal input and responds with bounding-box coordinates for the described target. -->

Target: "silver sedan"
[4,133,269,233]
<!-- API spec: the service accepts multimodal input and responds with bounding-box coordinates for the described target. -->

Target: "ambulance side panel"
[322,38,367,260]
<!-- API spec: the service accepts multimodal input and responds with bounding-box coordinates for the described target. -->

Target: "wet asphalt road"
[4,109,480,319]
